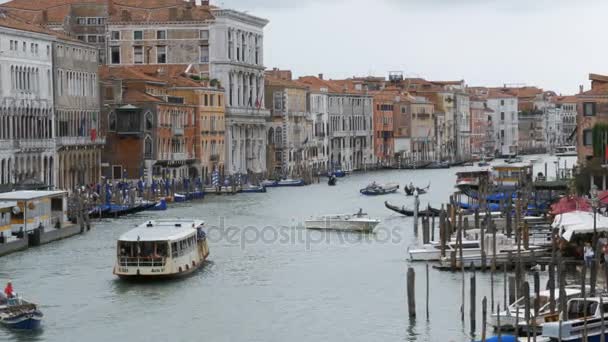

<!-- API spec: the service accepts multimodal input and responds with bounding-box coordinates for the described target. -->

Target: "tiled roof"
[110,0,214,23]
[554,95,579,104]
[297,76,343,94]
[101,64,207,88]
[0,10,86,44]
[265,75,308,90]
[123,88,163,103]
[1,0,106,23]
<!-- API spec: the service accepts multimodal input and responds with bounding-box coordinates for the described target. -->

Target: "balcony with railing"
[56,136,106,147]
[172,152,187,161]
[16,139,55,150]
[172,127,184,136]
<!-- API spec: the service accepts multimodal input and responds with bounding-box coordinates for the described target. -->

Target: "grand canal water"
[0,155,576,342]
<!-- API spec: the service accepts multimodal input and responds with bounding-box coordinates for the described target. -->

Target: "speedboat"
[408,240,482,261]
[276,179,305,187]
[541,296,608,341]
[489,286,582,333]
[240,185,266,193]
[0,297,43,330]
[305,212,380,232]
[360,182,399,196]
[113,219,210,280]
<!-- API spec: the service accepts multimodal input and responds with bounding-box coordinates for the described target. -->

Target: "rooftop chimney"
[579,85,584,94]
[41,10,48,23]
[318,73,324,80]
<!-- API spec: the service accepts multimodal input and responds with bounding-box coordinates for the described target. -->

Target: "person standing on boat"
[584,242,595,268]
[4,281,14,298]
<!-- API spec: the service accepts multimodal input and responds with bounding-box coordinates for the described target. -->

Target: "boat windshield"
[118,241,169,259]
[567,300,598,320]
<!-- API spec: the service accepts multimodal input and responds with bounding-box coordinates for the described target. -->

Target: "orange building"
[372,89,397,164]
[100,65,204,181]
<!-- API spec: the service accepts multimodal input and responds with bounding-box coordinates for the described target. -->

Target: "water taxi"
[305,212,380,232]
[555,146,577,157]
[113,219,209,280]
[0,296,43,330]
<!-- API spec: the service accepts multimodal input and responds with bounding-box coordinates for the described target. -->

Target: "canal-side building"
[209,8,269,176]
[0,0,108,62]
[371,88,396,166]
[486,90,519,157]
[469,97,493,157]
[298,76,374,171]
[394,94,436,164]
[576,74,608,164]
[53,35,103,191]
[0,13,56,190]
[553,95,578,146]
[264,75,313,177]
[100,65,198,181]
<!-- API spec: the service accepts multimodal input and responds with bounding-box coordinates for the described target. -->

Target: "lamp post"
[591,184,599,249]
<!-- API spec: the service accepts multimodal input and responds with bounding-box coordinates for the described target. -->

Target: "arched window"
[145,111,153,131]
[144,135,153,159]
[267,127,274,145]
[275,127,282,146]
[108,112,116,131]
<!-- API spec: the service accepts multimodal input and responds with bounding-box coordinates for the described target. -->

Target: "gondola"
[384,201,440,217]
[404,183,430,196]
[328,176,337,186]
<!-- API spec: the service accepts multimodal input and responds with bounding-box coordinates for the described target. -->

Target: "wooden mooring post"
[481,296,487,342]
[407,267,416,318]
[426,264,430,320]
[470,267,476,335]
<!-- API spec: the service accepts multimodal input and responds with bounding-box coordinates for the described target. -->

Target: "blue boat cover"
[478,336,517,342]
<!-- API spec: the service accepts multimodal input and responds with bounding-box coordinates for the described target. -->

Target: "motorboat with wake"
[359,182,399,196]
[305,210,380,232]
[0,296,43,330]
[384,201,440,217]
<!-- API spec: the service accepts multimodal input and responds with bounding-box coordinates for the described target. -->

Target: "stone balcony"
[16,139,55,151]
[56,136,107,147]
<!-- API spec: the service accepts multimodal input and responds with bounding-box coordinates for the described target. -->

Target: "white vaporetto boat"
[305,212,380,232]
[113,219,209,280]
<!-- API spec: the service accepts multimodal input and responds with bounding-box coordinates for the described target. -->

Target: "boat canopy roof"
[552,211,608,241]
[0,202,16,210]
[0,190,67,201]
[119,219,205,242]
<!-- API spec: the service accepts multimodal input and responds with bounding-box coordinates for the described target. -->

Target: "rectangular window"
[77,18,86,25]
[110,46,120,64]
[87,35,97,43]
[200,30,209,39]
[157,30,166,40]
[156,46,167,63]
[274,92,283,111]
[199,45,209,63]
[87,18,97,25]
[77,35,85,41]
[500,112,505,121]
[500,100,505,106]
[98,18,105,25]
[133,46,143,64]
[98,35,105,43]
[133,30,143,40]
[583,129,593,146]
[584,102,596,116]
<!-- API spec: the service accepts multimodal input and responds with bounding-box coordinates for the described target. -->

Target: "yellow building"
[171,85,226,183]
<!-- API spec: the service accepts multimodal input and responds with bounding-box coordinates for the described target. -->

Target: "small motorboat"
[404,184,430,196]
[0,297,43,330]
[359,182,399,196]
[504,156,523,164]
[148,198,168,211]
[240,185,267,193]
[260,180,279,187]
[173,193,187,203]
[384,201,440,217]
[276,179,305,187]
[330,170,346,178]
[305,211,380,232]
[425,161,450,169]
[541,296,608,341]
[328,175,337,186]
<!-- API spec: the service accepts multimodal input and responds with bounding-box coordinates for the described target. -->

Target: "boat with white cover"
[305,212,380,232]
[489,286,583,332]
[113,219,209,280]
[541,296,608,341]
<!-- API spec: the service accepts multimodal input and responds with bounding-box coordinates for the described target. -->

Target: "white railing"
[17,139,55,150]
[56,136,106,146]
[172,152,187,161]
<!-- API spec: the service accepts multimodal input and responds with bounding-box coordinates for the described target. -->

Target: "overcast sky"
[219,0,605,94]
[1,0,602,94]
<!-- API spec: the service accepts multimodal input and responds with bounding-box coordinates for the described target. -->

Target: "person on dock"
[4,281,14,298]
[584,242,595,268]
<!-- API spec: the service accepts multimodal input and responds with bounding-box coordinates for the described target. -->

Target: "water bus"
[114,219,209,280]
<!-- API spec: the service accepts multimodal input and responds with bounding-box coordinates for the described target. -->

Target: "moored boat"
[384,201,440,217]
[240,185,267,193]
[555,146,577,157]
[260,180,279,187]
[277,179,306,187]
[0,297,43,330]
[360,182,399,196]
[305,211,380,232]
[113,219,210,280]
[541,296,608,341]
